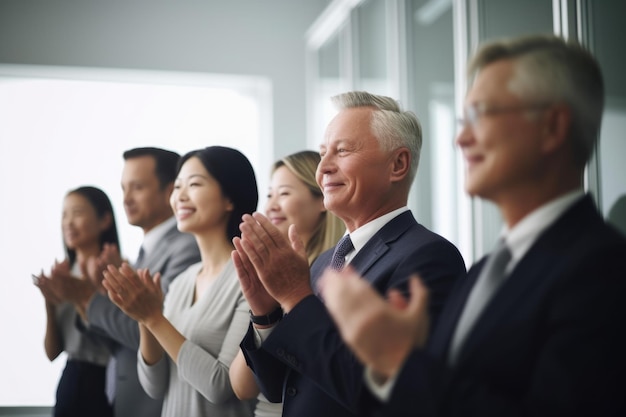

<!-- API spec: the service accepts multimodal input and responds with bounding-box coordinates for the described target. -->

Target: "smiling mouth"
[323,182,343,192]
[176,208,194,219]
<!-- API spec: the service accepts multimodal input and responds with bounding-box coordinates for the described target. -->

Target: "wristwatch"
[249,306,283,325]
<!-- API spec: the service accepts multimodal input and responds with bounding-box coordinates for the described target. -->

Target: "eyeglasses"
[458,102,550,128]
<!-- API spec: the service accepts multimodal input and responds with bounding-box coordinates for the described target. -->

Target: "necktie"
[105,358,116,404]
[448,239,511,365]
[330,235,354,270]
[135,245,146,268]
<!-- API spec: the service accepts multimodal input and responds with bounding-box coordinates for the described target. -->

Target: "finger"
[232,238,258,284]
[252,212,289,247]
[237,228,271,272]
[118,263,145,290]
[138,269,158,292]
[317,267,346,304]
[387,288,409,310]
[105,286,125,308]
[231,248,250,288]
[406,275,429,317]
[102,273,116,294]
[238,219,270,264]
[288,224,307,260]
[103,266,127,294]
[233,237,258,274]
[153,272,162,292]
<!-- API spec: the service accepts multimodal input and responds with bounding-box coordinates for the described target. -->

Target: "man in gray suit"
[76,147,201,417]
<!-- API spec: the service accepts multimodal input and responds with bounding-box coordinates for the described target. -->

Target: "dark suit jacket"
[86,222,200,417]
[371,196,626,417]
[242,210,466,417]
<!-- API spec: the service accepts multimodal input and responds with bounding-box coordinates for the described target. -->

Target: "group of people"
[33,33,625,417]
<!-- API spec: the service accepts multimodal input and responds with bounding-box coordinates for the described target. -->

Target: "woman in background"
[34,186,120,417]
[103,146,258,417]
[229,150,345,416]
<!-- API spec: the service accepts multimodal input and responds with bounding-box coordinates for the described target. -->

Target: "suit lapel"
[452,196,600,366]
[428,258,486,359]
[349,211,416,281]
[143,222,177,271]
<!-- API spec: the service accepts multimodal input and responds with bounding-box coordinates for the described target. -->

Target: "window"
[0,65,271,406]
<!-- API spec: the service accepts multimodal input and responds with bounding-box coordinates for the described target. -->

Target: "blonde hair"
[272,150,345,264]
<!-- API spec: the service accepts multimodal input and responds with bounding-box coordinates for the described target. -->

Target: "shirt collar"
[502,190,585,272]
[345,206,409,263]
[142,216,176,256]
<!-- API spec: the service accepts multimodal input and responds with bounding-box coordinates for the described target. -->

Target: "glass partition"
[305,0,624,262]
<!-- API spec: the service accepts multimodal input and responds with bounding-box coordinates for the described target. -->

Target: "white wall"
[0,0,329,159]
[0,69,269,406]
[0,0,329,406]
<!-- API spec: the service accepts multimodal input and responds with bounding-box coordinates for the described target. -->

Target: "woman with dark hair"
[34,186,120,417]
[103,146,258,417]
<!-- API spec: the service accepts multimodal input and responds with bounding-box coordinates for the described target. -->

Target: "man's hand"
[235,213,311,313]
[232,232,280,319]
[318,267,430,380]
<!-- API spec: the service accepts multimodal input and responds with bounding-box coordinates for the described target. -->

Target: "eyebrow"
[176,173,210,181]
[269,184,296,190]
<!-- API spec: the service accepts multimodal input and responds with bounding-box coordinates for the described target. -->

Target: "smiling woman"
[0,65,269,407]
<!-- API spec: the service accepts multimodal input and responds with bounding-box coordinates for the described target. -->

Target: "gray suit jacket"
[87,221,200,417]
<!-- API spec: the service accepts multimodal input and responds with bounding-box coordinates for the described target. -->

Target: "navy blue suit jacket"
[368,196,626,417]
[242,210,466,417]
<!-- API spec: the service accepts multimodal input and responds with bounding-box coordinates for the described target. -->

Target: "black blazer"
[370,196,626,417]
[242,211,466,417]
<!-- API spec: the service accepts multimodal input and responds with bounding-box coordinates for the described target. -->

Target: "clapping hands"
[102,263,164,326]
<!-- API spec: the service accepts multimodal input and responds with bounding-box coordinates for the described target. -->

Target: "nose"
[265,194,279,213]
[122,188,132,206]
[455,123,472,149]
[316,151,335,183]
[176,184,189,201]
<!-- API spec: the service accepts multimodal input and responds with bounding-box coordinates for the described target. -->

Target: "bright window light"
[0,65,271,406]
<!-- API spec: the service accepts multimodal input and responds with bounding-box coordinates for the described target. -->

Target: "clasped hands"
[231,212,311,319]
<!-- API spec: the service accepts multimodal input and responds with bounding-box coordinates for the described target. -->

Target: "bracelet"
[249,306,283,325]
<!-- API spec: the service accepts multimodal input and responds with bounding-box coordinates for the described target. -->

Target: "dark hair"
[64,186,121,268]
[123,147,181,189]
[178,146,258,240]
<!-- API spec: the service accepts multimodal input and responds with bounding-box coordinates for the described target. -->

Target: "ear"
[99,212,113,232]
[541,104,571,155]
[225,198,235,213]
[390,148,411,183]
[164,182,175,199]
